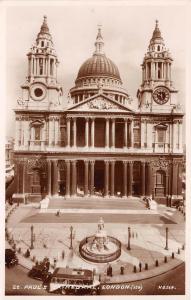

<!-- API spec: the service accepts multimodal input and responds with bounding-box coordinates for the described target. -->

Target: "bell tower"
[19,16,63,110]
[137,20,180,113]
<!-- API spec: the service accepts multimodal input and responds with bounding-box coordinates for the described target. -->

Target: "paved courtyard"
[6,202,185,282]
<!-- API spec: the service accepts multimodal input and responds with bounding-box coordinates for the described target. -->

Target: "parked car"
[28,264,51,281]
[5,248,18,268]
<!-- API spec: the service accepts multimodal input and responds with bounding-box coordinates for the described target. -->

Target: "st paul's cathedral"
[13,16,184,207]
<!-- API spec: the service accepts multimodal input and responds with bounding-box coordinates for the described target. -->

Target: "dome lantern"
[94,25,105,55]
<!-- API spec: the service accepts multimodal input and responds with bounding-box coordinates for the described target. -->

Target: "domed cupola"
[75,27,122,85]
[70,27,130,106]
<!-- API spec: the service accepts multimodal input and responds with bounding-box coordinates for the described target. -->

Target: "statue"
[98,217,104,231]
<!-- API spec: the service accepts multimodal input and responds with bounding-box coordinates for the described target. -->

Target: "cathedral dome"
[75,27,122,85]
[76,54,121,83]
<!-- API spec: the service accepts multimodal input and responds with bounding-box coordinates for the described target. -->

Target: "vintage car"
[5,249,18,268]
[28,264,51,281]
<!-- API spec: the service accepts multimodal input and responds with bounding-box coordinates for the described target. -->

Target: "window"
[147,62,151,79]
[158,62,162,79]
[50,59,54,76]
[157,129,165,143]
[157,45,160,51]
[41,41,44,47]
[34,127,41,141]
[32,172,40,184]
[39,58,43,75]
[133,128,141,147]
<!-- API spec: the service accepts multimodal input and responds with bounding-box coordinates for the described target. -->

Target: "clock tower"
[19,16,63,110]
[137,20,180,113]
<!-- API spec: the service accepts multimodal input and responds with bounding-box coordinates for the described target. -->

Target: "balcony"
[152,143,170,153]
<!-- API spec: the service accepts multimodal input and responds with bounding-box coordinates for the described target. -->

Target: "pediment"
[67,93,134,112]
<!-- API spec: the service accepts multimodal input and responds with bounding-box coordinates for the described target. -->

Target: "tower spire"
[40,15,49,34]
[94,25,104,55]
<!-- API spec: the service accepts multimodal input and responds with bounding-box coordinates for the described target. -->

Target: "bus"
[47,267,100,295]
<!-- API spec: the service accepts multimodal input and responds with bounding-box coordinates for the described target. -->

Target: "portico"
[45,159,153,199]
[66,115,133,149]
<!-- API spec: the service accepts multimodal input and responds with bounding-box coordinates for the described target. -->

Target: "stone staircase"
[48,196,146,210]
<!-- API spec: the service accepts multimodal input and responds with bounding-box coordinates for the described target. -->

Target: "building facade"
[13,17,184,206]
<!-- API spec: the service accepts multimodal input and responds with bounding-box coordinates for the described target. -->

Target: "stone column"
[111,119,115,148]
[130,119,134,148]
[105,118,110,148]
[66,117,71,147]
[71,160,77,196]
[104,160,109,197]
[47,160,52,195]
[54,117,59,146]
[73,117,77,148]
[124,118,128,148]
[141,162,146,196]
[90,160,95,196]
[91,118,95,148]
[15,117,19,148]
[52,160,58,196]
[177,162,182,196]
[123,161,128,197]
[179,121,183,151]
[146,162,153,197]
[65,160,71,197]
[128,119,132,148]
[85,118,89,147]
[24,118,29,148]
[172,161,178,196]
[110,161,115,197]
[128,161,133,196]
[48,117,52,146]
[141,119,145,148]
[84,160,89,196]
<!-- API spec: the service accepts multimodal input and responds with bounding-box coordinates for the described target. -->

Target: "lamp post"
[165,227,169,250]
[69,226,74,250]
[127,227,131,250]
[30,225,34,249]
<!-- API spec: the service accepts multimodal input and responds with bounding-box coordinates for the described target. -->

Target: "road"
[5,263,185,295]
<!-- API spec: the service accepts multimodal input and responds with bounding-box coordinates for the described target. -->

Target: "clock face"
[30,84,46,101]
[153,87,170,105]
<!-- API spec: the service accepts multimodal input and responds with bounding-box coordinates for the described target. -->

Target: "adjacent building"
[13,17,184,206]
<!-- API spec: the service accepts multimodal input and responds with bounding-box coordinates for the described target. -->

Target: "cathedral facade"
[13,17,184,206]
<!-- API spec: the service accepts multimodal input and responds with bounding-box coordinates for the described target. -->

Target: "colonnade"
[66,117,134,148]
[46,159,153,198]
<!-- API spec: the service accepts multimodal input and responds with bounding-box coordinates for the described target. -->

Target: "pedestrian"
[108,264,112,277]
[120,265,124,275]
[139,262,142,272]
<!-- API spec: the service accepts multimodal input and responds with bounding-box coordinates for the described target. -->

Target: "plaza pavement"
[6,201,185,284]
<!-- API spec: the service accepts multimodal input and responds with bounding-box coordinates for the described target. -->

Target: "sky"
[5,3,186,138]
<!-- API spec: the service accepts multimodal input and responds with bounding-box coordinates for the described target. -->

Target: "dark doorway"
[95,118,105,147]
[115,161,123,196]
[155,170,166,197]
[77,160,85,196]
[133,162,141,196]
[30,169,41,194]
[115,119,124,148]
[76,118,85,147]
[94,161,104,196]
[58,162,66,196]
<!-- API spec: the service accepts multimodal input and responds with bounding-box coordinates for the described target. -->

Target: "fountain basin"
[79,235,121,263]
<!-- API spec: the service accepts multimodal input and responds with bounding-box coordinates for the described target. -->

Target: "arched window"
[41,41,44,47]
[157,45,160,51]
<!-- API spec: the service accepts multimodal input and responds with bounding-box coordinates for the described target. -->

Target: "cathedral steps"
[47,196,146,210]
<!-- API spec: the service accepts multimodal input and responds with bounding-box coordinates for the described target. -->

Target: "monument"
[79,218,121,263]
